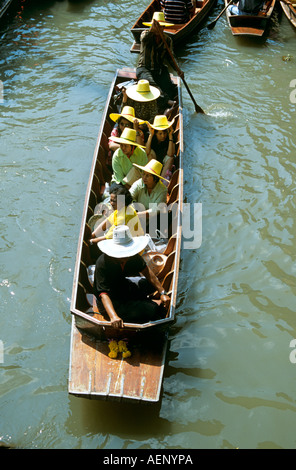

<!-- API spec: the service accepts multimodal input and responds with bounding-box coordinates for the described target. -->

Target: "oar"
[280,0,295,6]
[154,20,205,114]
[207,0,235,29]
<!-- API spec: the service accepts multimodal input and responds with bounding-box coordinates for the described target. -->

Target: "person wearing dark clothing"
[160,0,195,24]
[137,12,178,113]
[228,0,264,15]
[93,225,170,327]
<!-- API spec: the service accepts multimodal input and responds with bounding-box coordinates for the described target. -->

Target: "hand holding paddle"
[279,0,294,6]
[207,0,235,29]
[153,20,205,114]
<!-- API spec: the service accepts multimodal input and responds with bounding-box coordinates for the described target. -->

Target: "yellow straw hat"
[109,106,145,125]
[142,11,174,27]
[111,127,146,148]
[150,115,175,130]
[133,159,169,183]
[126,79,160,102]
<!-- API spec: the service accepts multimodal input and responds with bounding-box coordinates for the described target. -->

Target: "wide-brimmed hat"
[150,115,175,130]
[111,127,146,148]
[125,79,160,102]
[142,11,174,27]
[133,159,169,183]
[109,106,145,125]
[98,225,150,258]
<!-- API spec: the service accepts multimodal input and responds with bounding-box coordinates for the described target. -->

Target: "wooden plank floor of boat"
[130,41,140,53]
[68,318,168,402]
[231,26,265,36]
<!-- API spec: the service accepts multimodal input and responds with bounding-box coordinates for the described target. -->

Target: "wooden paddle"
[280,0,295,6]
[207,0,235,29]
[154,20,205,114]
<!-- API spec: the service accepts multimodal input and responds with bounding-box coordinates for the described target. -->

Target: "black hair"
[152,174,160,183]
[144,172,159,183]
[117,117,133,136]
[151,133,169,164]
[110,183,133,206]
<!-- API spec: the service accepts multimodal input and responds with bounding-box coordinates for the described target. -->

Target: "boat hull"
[0,0,15,20]
[130,0,217,52]
[224,0,276,36]
[69,317,169,402]
[280,1,296,29]
[68,68,183,402]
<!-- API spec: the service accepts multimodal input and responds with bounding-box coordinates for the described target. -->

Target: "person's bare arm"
[167,126,175,158]
[109,140,120,152]
[145,123,154,157]
[133,119,145,146]
[100,293,124,328]
[91,218,108,238]
[141,265,170,308]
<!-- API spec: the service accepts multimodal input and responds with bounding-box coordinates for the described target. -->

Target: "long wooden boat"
[224,0,276,36]
[68,68,183,403]
[280,0,296,28]
[130,0,217,53]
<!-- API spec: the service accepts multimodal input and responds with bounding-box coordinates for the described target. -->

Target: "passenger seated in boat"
[160,0,195,24]
[145,115,175,183]
[121,79,159,124]
[93,225,170,327]
[108,106,145,153]
[138,13,179,115]
[228,0,265,15]
[129,159,168,231]
[110,127,148,189]
[89,184,144,245]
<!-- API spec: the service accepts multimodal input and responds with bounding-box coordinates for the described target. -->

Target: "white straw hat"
[98,225,150,258]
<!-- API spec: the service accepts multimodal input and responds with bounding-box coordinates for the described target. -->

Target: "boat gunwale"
[130,0,217,50]
[69,71,118,322]
[70,67,183,336]
[68,65,183,401]
[0,0,14,18]
[224,0,276,36]
[280,0,296,28]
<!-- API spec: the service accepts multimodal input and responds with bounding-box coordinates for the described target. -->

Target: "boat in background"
[224,0,276,36]
[68,68,183,403]
[130,0,217,53]
[280,0,296,29]
[0,0,15,21]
